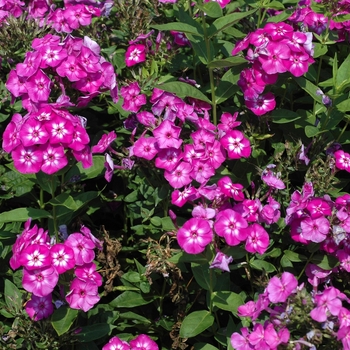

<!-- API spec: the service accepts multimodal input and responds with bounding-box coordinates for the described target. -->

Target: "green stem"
[313,56,323,118]
[51,176,59,242]
[337,119,350,143]
[297,251,315,280]
[159,279,167,317]
[209,268,214,313]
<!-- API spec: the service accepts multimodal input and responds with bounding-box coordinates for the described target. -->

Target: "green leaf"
[124,190,138,203]
[250,259,276,273]
[311,254,339,270]
[264,1,284,9]
[151,22,202,36]
[212,291,244,315]
[336,98,350,113]
[208,56,247,68]
[36,172,57,194]
[266,8,294,22]
[192,263,216,291]
[51,307,78,336]
[336,55,350,93]
[0,208,50,223]
[168,251,208,264]
[208,9,257,37]
[2,170,35,197]
[333,13,350,22]
[75,324,111,342]
[161,216,176,231]
[197,2,222,18]
[4,279,22,315]
[119,311,152,324]
[186,33,213,65]
[48,193,78,210]
[313,43,328,58]
[179,311,215,338]
[215,67,241,104]
[193,343,219,350]
[294,77,323,103]
[156,81,211,104]
[304,125,321,138]
[270,109,301,124]
[65,156,105,181]
[283,250,307,262]
[110,291,154,308]
[280,255,293,268]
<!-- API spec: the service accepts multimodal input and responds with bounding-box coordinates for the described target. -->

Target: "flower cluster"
[232,268,350,349]
[232,21,314,116]
[102,334,158,350]
[10,219,102,320]
[3,34,118,174]
[285,181,350,273]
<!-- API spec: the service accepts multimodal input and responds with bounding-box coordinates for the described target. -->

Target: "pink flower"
[153,120,182,149]
[50,243,75,274]
[218,176,245,201]
[2,113,22,153]
[46,116,74,145]
[75,262,102,286]
[121,82,147,113]
[261,165,285,189]
[125,44,146,67]
[22,266,59,297]
[41,144,68,174]
[210,251,233,272]
[155,148,182,172]
[164,161,192,188]
[258,42,291,74]
[19,118,49,147]
[133,136,158,160]
[300,216,330,243]
[335,150,350,172]
[12,144,43,174]
[129,334,159,350]
[25,69,51,103]
[177,218,213,254]
[204,0,230,8]
[220,130,251,159]
[25,294,54,321]
[19,244,51,270]
[245,92,276,116]
[267,272,298,303]
[231,328,252,350]
[66,278,100,312]
[65,233,95,266]
[102,336,130,350]
[92,131,117,154]
[245,223,269,254]
[56,55,87,82]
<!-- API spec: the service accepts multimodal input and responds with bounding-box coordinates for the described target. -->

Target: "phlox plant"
[3,0,350,349]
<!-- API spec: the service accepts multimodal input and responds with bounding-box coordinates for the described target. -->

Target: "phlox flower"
[65,233,95,266]
[259,199,280,225]
[231,327,252,350]
[19,244,51,270]
[210,251,233,272]
[170,31,190,46]
[2,113,22,153]
[177,218,213,254]
[56,55,87,81]
[204,0,231,8]
[50,243,75,274]
[245,223,269,254]
[40,45,68,68]
[258,42,291,74]
[155,147,182,172]
[6,70,28,98]
[121,82,147,113]
[16,51,41,78]
[171,186,198,207]
[191,129,215,150]
[218,112,241,134]
[19,118,49,147]
[310,287,344,322]
[64,4,93,29]
[25,69,51,103]
[338,325,350,350]
[129,334,159,350]
[102,336,130,350]
[69,124,90,151]
[307,198,332,219]
[335,150,350,172]
[267,272,298,303]
[92,131,117,154]
[25,294,54,321]
[289,51,313,77]
[66,278,100,312]
[245,92,276,116]
[46,116,74,145]
[191,159,215,185]
[261,164,285,190]
[41,144,68,174]
[153,120,182,149]
[206,141,226,169]
[214,209,248,246]
[218,176,245,201]
[75,262,102,286]
[12,144,43,174]
[125,44,146,67]
[220,130,251,159]
[136,111,157,127]
[164,161,192,188]
[151,92,181,121]
[77,46,101,73]
[133,136,158,160]
[80,225,103,251]
[22,266,59,297]
[72,146,93,168]
[300,216,330,243]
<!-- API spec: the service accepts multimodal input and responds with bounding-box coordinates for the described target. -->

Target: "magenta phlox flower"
[125,44,146,67]
[307,198,332,219]
[155,147,182,172]
[121,82,147,113]
[19,117,49,146]
[234,199,261,222]
[16,51,41,78]
[304,11,327,34]
[104,153,114,182]
[102,336,130,350]
[72,145,93,168]
[6,69,28,98]
[247,323,270,350]
[258,41,291,74]
[300,216,330,243]
[205,141,226,169]
[261,164,285,189]
[339,307,350,329]
[22,266,59,297]
[217,112,241,134]
[259,199,281,225]
[64,4,93,29]
[129,334,159,350]
[92,131,117,154]
[40,45,68,69]
[210,251,233,272]
[133,136,158,160]
[50,243,75,274]
[191,159,215,185]
[238,68,265,99]
[338,325,350,350]
[220,130,251,159]
[19,243,51,270]
[77,46,101,73]
[245,92,276,116]
[267,272,298,303]
[75,262,102,286]
[265,22,293,41]
[136,111,157,127]
[2,113,23,152]
[153,120,182,149]
[175,102,198,122]
[183,144,205,164]
[56,55,87,81]
[191,129,215,150]
[336,250,350,272]
[171,186,198,207]
[245,223,269,254]
[151,92,181,120]
[164,161,192,188]
[218,176,245,201]
[73,72,104,93]
[335,150,350,172]
[25,294,54,321]
[231,327,253,350]
[214,209,248,246]
[264,323,290,348]
[289,51,313,77]
[203,0,230,8]
[12,144,43,174]
[46,116,74,145]
[310,287,343,322]
[25,69,51,102]
[41,144,68,174]
[305,263,334,287]
[177,218,213,254]
[80,225,103,251]
[238,300,257,318]
[65,233,95,266]
[66,278,100,312]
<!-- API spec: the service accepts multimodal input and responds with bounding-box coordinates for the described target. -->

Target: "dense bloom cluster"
[3,34,118,174]
[103,334,159,350]
[232,22,314,116]
[11,219,102,319]
[0,0,111,32]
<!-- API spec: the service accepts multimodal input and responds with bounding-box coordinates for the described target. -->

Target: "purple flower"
[210,251,233,272]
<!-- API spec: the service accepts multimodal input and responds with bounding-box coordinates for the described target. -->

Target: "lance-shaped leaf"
[180,311,215,338]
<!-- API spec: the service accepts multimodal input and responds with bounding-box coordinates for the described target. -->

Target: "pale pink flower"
[66,278,100,312]
[300,216,329,243]
[267,272,298,303]
[75,262,102,286]
[164,161,192,188]
[65,233,95,266]
[25,294,54,321]
[177,218,213,254]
